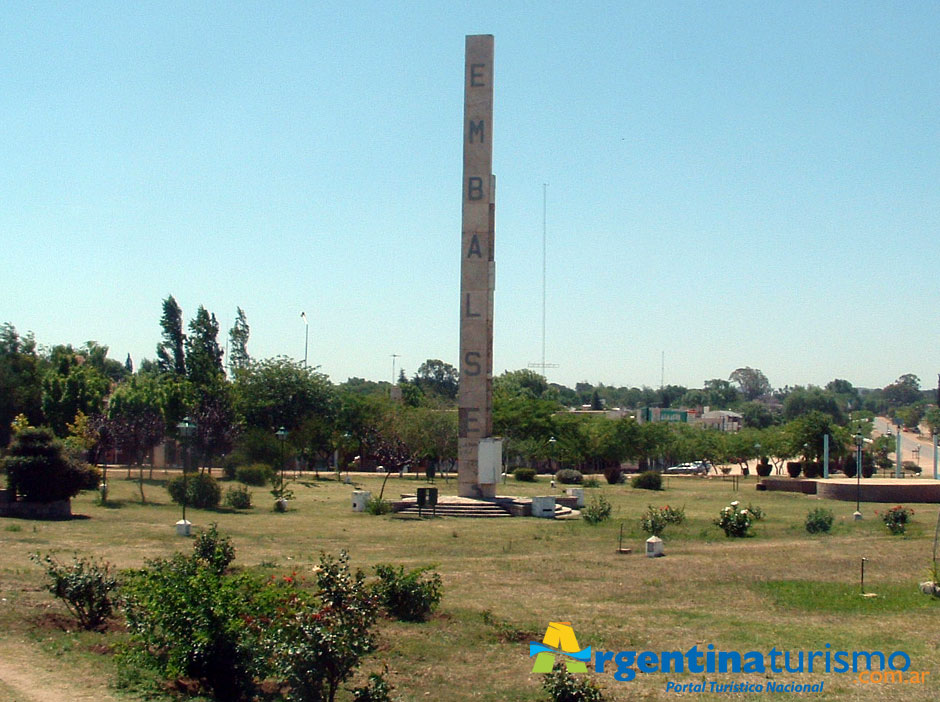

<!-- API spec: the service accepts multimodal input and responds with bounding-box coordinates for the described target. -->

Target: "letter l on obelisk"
[458,35,495,498]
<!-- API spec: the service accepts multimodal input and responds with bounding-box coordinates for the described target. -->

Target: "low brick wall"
[816,481,940,504]
[0,498,72,520]
[756,478,817,495]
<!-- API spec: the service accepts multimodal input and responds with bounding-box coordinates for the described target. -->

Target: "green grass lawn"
[1,471,938,701]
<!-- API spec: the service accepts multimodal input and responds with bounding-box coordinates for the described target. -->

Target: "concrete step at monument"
[393,499,512,518]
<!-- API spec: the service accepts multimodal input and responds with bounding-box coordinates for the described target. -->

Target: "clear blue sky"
[2,2,938,392]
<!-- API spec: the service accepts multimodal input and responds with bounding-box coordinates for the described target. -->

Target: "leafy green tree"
[79,341,129,382]
[590,389,603,410]
[0,323,43,447]
[882,374,922,408]
[703,379,740,408]
[729,367,771,401]
[826,378,860,410]
[233,357,335,433]
[655,384,688,408]
[494,369,552,400]
[923,406,940,436]
[227,307,250,374]
[784,411,848,463]
[41,351,110,437]
[739,401,778,429]
[894,403,925,430]
[186,305,224,388]
[192,383,240,472]
[156,295,186,376]
[782,387,845,424]
[413,359,458,401]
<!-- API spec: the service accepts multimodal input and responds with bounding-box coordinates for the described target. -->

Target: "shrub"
[366,496,391,515]
[714,501,753,538]
[30,552,117,630]
[582,476,601,488]
[373,564,442,622]
[541,660,605,702]
[121,544,377,702]
[631,470,662,491]
[351,671,394,702]
[880,505,913,535]
[555,469,583,485]
[224,484,252,510]
[841,459,858,478]
[2,427,86,502]
[166,472,221,509]
[639,504,684,536]
[745,503,765,521]
[639,506,667,536]
[660,504,686,525]
[272,552,379,702]
[122,550,271,700]
[603,465,624,484]
[193,523,236,574]
[514,467,537,482]
[805,507,834,534]
[582,495,612,525]
[120,537,378,702]
[235,463,273,486]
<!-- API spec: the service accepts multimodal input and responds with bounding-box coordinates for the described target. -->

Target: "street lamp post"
[894,418,902,478]
[853,432,863,520]
[548,436,557,474]
[176,417,197,536]
[275,426,289,511]
[301,312,309,367]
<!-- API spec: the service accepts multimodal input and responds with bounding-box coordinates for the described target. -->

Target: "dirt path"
[0,638,121,702]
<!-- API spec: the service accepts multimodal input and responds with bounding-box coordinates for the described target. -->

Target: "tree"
[2,427,87,502]
[156,295,186,376]
[494,369,552,400]
[739,401,777,429]
[590,389,603,411]
[124,353,134,374]
[413,359,459,401]
[0,323,43,447]
[729,367,771,402]
[825,378,859,410]
[924,406,940,436]
[895,403,925,430]
[784,411,848,464]
[192,383,240,472]
[782,387,845,424]
[41,350,110,437]
[883,374,922,408]
[227,307,250,374]
[186,305,224,387]
[703,379,740,408]
[80,341,129,383]
[233,357,335,433]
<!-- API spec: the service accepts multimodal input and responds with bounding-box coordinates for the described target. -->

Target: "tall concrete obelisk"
[458,35,496,499]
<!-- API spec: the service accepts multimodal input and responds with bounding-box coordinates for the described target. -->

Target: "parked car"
[665,461,711,475]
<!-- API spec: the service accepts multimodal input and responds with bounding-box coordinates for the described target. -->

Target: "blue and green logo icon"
[530,622,592,673]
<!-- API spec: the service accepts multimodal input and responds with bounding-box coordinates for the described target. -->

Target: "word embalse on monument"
[458,35,501,498]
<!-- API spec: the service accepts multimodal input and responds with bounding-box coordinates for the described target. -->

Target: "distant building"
[635,407,689,424]
[696,409,743,432]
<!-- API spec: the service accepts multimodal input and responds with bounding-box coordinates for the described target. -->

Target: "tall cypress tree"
[186,305,224,387]
[156,296,186,376]
[228,307,250,374]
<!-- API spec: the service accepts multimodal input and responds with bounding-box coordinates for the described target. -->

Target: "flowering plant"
[639,504,686,536]
[714,501,755,538]
[879,505,913,535]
